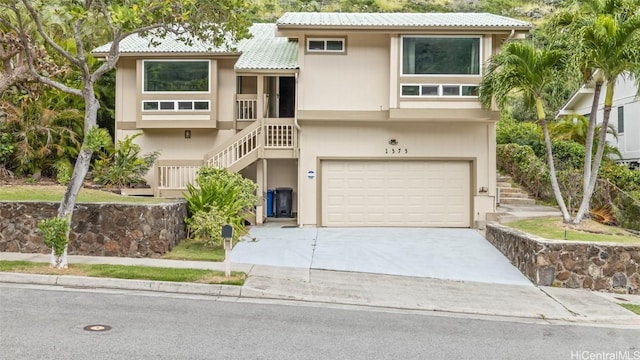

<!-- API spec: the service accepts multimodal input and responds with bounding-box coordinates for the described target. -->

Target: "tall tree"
[550,0,640,224]
[0,0,251,268]
[480,40,573,222]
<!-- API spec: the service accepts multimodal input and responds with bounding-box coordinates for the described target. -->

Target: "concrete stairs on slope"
[497,175,536,206]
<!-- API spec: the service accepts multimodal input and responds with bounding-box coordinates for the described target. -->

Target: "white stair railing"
[205,126,261,168]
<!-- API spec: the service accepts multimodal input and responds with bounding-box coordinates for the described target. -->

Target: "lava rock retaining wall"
[0,201,187,257]
[486,224,640,294]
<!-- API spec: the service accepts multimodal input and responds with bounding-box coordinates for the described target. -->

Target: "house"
[92,12,532,228]
[558,76,640,168]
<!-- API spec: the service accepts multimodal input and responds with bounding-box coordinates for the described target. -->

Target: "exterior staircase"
[497,174,536,206]
[153,118,298,197]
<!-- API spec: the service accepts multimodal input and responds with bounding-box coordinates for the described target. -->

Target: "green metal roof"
[92,32,232,54]
[277,12,532,29]
[93,24,298,70]
[236,23,298,71]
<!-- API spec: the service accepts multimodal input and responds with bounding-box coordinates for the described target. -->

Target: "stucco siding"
[297,122,495,226]
[298,33,390,111]
[218,59,238,123]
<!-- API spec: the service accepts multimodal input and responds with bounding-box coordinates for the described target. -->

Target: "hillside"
[249,0,564,23]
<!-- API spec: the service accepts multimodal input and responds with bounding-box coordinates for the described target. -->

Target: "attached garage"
[321,160,471,227]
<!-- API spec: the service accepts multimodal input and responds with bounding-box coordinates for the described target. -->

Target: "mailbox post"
[222,225,233,277]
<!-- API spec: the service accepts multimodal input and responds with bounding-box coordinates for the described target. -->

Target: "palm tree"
[480,40,572,222]
[551,0,640,223]
[551,114,622,160]
[0,97,82,177]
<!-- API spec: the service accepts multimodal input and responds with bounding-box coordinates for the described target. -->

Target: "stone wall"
[0,201,187,257]
[486,224,640,294]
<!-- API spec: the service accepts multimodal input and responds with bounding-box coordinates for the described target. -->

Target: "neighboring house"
[92,12,531,228]
[558,76,640,168]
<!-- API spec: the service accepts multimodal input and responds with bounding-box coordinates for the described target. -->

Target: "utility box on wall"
[274,187,293,218]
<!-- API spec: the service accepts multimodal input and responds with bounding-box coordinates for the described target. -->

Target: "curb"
[0,272,241,297]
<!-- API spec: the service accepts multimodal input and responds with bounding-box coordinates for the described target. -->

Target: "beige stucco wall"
[117,128,238,184]
[115,58,138,134]
[298,33,390,111]
[296,122,496,226]
[217,59,238,123]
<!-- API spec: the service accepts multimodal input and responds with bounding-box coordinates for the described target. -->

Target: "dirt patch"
[557,219,638,237]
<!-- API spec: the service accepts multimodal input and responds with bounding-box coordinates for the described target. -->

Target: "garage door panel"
[322,160,470,227]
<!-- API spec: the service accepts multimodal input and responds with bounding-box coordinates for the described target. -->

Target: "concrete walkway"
[1,251,639,327]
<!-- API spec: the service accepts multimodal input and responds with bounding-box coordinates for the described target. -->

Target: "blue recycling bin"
[266,189,274,217]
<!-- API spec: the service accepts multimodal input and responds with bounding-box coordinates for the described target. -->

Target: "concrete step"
[499,197,537,205]
[497,175,513,183]
[496,181,513,188]
[498,187,526,195]
[500,191,529,199]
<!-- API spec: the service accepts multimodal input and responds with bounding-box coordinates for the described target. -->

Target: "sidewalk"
[1,251,639,327]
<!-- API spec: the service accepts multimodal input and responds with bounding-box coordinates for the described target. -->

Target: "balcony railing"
[154,160,202,196]
[236,94,258,121]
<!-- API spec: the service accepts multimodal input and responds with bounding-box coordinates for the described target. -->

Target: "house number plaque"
[385,148,408,155]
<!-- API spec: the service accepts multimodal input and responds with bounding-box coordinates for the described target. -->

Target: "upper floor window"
[618,106,625,134]
[306,38,345,53]
[402,36,480,76]
[143,60,210,92]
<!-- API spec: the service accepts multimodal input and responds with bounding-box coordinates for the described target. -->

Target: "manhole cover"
[83,325,112,332]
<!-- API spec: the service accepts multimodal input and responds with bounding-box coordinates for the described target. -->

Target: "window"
[143,60,210,92]
[402,36,480,75]
[401,84,479,97]
[618,106,625,133]
[306,38,345,53]
[142,100,210,112]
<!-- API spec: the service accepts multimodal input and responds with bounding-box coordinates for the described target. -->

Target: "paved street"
[1,284,639,360]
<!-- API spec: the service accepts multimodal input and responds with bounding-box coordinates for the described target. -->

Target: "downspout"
[294,70,302,228]
[294,71,301,131]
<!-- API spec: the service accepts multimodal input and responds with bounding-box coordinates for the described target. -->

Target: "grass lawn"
[620,304,640,315]
[0,185,169,204]
[163,240,226,262]
[0,260,244,285]
[506,217,640,243]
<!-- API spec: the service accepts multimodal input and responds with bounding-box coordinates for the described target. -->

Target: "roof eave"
[91,51,241,58]
[276,24,532,32]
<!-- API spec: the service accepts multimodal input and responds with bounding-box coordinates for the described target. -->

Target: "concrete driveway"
[231,227,532,286]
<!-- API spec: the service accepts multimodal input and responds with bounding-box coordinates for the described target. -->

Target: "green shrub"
[54,158,73,185]
[550,140,585,171]
[496,118,542,146]
[599,163,640,193]
[93,133,159,188]
[184,167,258,247]
[37,216,69,256]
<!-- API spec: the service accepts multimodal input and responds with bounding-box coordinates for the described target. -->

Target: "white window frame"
[142,59,211,94]
[306,38,346,53]
[400,84,479,98]
[142,100,211,112]
[400,35,482,77]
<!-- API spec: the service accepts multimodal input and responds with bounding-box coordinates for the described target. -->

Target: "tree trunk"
[537,98,571,222]
[573,80,615,224]
[583,80,603,191]
[50,93,99,269]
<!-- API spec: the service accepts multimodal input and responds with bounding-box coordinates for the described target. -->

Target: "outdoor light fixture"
[388,139,398,145]
[479,186,488,193]
[184,130,192,139]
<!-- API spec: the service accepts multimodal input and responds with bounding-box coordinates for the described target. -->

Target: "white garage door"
[322,160,470,227]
